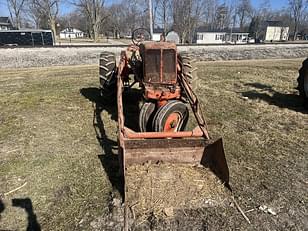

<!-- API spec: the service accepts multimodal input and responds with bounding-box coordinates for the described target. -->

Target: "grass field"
[0,59,307,230]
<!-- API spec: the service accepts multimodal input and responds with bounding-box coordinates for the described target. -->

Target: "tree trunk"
[50,18,57,44]
[15,13,21,29]
[293,18,298,41]
[93,23,100,42]
[239,14,244,32]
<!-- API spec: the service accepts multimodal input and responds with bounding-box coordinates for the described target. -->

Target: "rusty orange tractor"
[98,28,229,229]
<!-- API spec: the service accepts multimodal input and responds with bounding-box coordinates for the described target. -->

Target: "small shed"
[265,21,289,41]
[0,17,13,30]
[60,28,84,39]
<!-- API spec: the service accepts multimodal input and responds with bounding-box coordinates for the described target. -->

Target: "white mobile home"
[195,27,249,44]
[60,28,84,39]
[196,31,226,44]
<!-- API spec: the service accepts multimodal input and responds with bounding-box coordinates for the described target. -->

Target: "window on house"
[215,34,224,40]
[197,34,203,40]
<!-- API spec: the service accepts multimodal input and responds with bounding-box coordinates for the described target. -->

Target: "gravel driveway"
[1,44,308,68]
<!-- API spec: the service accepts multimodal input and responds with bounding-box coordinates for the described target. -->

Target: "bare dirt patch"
[0,59,307,230]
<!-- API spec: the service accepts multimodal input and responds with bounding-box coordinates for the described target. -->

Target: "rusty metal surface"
[124,137,229,185]
[140,41,177,50]
[163,49,177,82]
[124,126,203,138]
[178,72,210,139]
[141,42,177,85]
[143,85,181,101]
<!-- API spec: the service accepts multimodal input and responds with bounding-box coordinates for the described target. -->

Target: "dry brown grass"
[0,58,307,230]
[0,65,115,230]
[126,163,228,222]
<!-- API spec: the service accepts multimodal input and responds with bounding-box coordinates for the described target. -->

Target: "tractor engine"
[139,42,181,103]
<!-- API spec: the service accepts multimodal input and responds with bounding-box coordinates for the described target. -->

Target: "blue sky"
[251,0,289,9]
[0,0,290,17]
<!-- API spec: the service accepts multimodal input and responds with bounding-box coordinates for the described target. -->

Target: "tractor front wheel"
[139,102,156,132]
[152,100,189,132]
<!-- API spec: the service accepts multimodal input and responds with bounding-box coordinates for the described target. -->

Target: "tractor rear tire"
[297,58,308,101]
[99,52,117,97]
[178,52,198,92]
[152,100,189,132]
[139,102,156,132]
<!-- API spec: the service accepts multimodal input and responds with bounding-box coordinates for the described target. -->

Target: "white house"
[195,27,249,44]
[60,28,84,39]
[152,28,164,41]
[196,31,225,44]
[0,17,13,30]
[265,21,289,41]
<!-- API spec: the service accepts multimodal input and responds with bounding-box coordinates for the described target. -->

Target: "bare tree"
[258,0,271,18]
[236,0,253,31]
[7,0,25,29]
[204,0,218,29]
[248,0,272,39]
[58,12,88,33]
[74,0,109,41]
[105,3,126,37]
[124,0,147,33]
[153,0,172,34]
[288,0,307,40]
[215,3,229,30]
[172,0,206,43]
[30,0,59,40]
[24,1,46,29]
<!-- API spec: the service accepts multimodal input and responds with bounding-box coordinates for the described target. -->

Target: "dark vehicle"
[0,30,54,46]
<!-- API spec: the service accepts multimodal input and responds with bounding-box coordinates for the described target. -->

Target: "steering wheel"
[132,28,151,45]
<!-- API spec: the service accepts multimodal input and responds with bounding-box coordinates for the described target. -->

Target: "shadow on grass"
[80,87,142,199]
[12,198,41,231]
[0,199,4,220]
[242,82,307,114]
[244,83,275,92]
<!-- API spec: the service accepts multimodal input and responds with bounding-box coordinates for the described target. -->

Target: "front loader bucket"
[123,137,229,184]
[119,135,230,229]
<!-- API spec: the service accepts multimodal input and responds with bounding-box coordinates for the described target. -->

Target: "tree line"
[3,0,308,42]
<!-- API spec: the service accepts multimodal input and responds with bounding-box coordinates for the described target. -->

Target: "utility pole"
[149,0,153,40]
